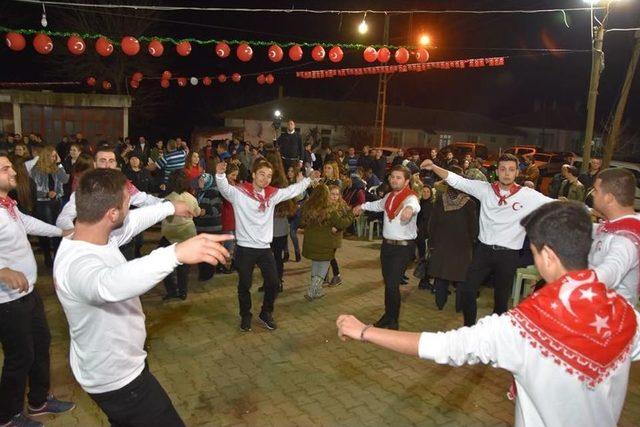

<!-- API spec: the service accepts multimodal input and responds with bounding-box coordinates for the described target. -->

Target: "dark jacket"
[372,157,387,181]
[276,131,304,160]
[427,191,478,282]
[302,207,354,261]
[125,167,154,193]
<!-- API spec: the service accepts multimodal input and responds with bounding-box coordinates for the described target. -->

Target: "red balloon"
[363,46,377,63]
[121,36,140,56]
[67,35,85,55]
[311,45,325,62]
[86,76,96,86]
[218,74,227,83]
[257,74,266,85]
[231,73,241,83]
[268,44,283,62]
[176,40,191,56]
[202,76,212,86]
[265,74,275,85]
[395,47,409,64]
[5,32,26,51]
[215,41,230,58]
[378,47,391,63]
[289,44,303,61]
[161,79,170,88]
[132,72,143,82]
[161,70,172,80]
[177,77,187,87]
[102,80,112,90]
[95,37,113,57]
[416,48,430,63]
[130,80,139,89]
[328,46,343,63]
[236,43,253,62]
[148,39,164,57]
[33,33,53,55]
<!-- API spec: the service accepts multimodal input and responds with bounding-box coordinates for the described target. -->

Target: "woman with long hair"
[321,160,342,188]
[71,153,94,192]
[8,157,36,215]
[28,145,69,266]
[283,164,305,263]
[184,150,204,192]
[301,184,354,300]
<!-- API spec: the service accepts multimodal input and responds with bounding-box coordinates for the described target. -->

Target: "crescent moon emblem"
[149,47,156,55]
[512,202,522,211]
[558,271,595,317]
[217,49,224,56]
[45,42,53,51]
[74,42,84,50]
[269,50,276,58]
[106,45,113,52]
[7,40,12,47]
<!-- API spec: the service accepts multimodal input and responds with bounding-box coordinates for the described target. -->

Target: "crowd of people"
[0,120,639,426]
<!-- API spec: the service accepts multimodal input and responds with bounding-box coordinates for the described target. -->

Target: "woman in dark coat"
[427,176,478,310]
[416,184,434,290]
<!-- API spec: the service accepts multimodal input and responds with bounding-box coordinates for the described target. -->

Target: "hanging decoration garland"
[295,56,506,79]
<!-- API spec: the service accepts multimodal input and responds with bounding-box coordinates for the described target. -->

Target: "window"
[320,128,332,145]
[467,135,478,143]
[439,134,451,147]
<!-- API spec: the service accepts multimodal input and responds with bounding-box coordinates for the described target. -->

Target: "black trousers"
[434,278,462,311]
[270,235,288,282]
[461,243,521,326]
[159,238,189,296]
[34,199,61,264]
[89,366,184,427]
[0,290,50,423]
[380,242,416,323]
[330,258,340,276]
[235,246,279,318]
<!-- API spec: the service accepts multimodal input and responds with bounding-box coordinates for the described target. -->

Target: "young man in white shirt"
[0,155,74,427]
[54,168,231,426]
[215,159,319,332]
[337,201,640,427]
[353,165,421,330]
[421,154,553,326]
[589,168,640,306]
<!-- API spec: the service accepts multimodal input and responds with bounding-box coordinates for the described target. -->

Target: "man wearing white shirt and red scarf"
[338,201,640,427]
[589,168,640,306]
[215,159,320,332]
[54,168,230,426]
[421,154,553,326]
[354,165,421,330]
[0,156,74,427]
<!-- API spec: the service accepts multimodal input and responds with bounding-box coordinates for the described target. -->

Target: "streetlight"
[274,110,281,118]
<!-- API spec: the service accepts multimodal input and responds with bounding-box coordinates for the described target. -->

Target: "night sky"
[1,0,639,140]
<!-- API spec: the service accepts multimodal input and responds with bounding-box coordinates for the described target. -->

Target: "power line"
[9,0,605,15]
[606,28,640,33]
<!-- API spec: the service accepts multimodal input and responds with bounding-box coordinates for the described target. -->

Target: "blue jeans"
[287,209,301,255]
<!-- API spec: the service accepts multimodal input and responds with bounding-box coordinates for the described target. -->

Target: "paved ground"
[4,231,640,426]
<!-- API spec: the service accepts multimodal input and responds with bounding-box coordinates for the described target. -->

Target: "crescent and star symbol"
[557,271,596,317]
[512,202,522,211]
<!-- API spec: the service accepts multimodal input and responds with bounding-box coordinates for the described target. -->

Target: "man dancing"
[421,154,552,326]
[353,165,421,330]
[215,159,319,331]
[338,201,640,427]
[54,168,230,426]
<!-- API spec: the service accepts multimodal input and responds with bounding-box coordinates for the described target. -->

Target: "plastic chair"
[367,219,382,241]
[354,215,367,238]
[511,265,540,306]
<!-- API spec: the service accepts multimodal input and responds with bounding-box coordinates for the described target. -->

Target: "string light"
[40,3,48,27]
[419,34,430,46]
[358,12,368,34]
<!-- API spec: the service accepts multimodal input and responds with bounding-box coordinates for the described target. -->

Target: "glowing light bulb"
[358,20,368,34]
[419,34,430,46]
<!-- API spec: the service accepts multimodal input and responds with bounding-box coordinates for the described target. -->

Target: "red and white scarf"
[0,196,18,220]
[237,182,279,212]
[597,216,640,292]
[491,181,521,206]
[508,269,637,390]
[384,185,416,220]
[125,180,140,196]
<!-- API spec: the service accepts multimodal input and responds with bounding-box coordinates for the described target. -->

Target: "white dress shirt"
[215,174,310,249]
[419,312,640,427]
[54,202,177,394]
[446,172,553,250]
[0,208,62,303]
[361,192,421,240]
[56,187,163,230]
[590,214,640,306]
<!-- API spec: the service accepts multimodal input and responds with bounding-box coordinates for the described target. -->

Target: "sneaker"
[28,395,75,416]
[258,312,277,330]
[328,275,343,287]
[240,315,252,332]
[162,293,180,302]
[2,413,43,427]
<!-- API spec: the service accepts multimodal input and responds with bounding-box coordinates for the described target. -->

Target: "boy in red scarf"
[353,165,421,330]
[338,201,640,427]
[589,168,640,306]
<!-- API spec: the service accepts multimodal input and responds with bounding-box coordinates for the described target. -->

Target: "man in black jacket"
[276,120,304,169]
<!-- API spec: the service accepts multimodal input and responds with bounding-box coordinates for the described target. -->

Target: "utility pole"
[603,29,640,168]
[374,14,390,147]
[581,24,605,173]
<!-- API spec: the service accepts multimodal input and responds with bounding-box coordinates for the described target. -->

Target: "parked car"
[405,147,432,161]
[532,152,565,177]
[442,142,490,162]
[502,145,542,158]
[574,157,640,211]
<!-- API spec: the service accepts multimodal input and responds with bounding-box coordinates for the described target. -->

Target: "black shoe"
[374,315,389,328]
[294,252,301,262]
[240,315,252,332]
[178,293,187,301]
[400,277,408,285]
[386,322,399,330]
[258,312,277,330]
[162,293,180,302]
[283,252,290,262]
